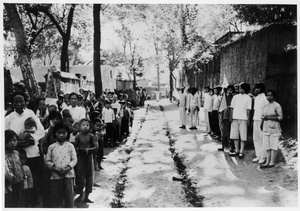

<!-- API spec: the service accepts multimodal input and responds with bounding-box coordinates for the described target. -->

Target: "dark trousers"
[105,123,114,142]
[94,137,104,168]
[211,110,221,136]
[5,182,24,207]
[76,155,94,195]
[41,165,52,207]
[50,178,74,208]
[121,118,129,136]
[26,156,43,206]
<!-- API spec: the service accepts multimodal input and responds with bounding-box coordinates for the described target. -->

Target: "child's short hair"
[5,130,18,145]
[92,118,103,125]
[24,117,37,128]
[52,121,71,140]
[48,110,62,121]
[62,109,72,118]
[79,118,91,128]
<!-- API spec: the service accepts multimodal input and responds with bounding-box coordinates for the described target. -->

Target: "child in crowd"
[74,118,96,203]
[46,122,77,208]
[113,108,121,146]
[91,118,106,171]
[18,149,33,207]
[102,100,115,147]
[120,101,130,137]
[62,109,74,130]
[40,110,62,207]
[127,102,134,128]
[18,117,37,149]
[5,130,25,207]
[36,98,48,127]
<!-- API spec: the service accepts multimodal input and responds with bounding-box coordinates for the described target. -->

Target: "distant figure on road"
[178,87,188,129]
[187,87,200,130]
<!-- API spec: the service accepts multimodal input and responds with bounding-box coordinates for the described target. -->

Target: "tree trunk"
[169,69,173,102]
[5,4,40,98]
[169,60,174,102]
[154,41,160,91]
[61,37,69,72]
[93,4,102,99]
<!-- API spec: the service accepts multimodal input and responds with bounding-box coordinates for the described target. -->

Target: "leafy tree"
[4,4,41,98]
[107,4,147,90]
[32,28,61,65]
[233,4,297,25]
[36,4,76,72]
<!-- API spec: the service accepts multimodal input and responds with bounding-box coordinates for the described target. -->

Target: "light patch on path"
[164,104,298,207]
[120,106,190,207]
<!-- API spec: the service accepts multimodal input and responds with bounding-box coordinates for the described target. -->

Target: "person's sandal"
[238,153,244,158]
[229,152,239,156]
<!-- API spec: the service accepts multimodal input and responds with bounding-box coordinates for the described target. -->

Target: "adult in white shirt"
[187,87,200,130]
[5,91,45,207]
[178,87,188,129]
[64,92,86,123]
[63,92,86,143]
[203,86,212,133]
[252,83,269,163]
[229,83,252,158]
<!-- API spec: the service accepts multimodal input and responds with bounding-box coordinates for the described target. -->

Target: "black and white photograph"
[1,0,298,208]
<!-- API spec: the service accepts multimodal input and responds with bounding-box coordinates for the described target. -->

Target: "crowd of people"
[177,82,283,168]
[4,88,135,208]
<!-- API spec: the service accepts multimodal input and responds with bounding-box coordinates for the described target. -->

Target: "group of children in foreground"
[5,90,134,208]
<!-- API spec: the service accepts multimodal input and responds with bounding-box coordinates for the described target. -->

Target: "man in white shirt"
[63,92,86,143]
[187,87,200,130]
[102,100,115,145]
[64,92,86,123]
[229,83,252,158]
[178,87,188,129]
[252,83,268,163]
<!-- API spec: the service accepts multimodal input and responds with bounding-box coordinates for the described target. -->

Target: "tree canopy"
[233,5,297,25]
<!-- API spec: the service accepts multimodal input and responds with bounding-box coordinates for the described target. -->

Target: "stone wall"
[219,24,297,136]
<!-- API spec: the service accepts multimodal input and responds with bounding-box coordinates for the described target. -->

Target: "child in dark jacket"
[74,118,96,203]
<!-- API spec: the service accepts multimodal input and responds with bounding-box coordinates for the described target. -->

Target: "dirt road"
[77,100,297,208]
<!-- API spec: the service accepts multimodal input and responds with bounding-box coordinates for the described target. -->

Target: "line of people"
[4,89,134,208]
[178,82,283,168]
